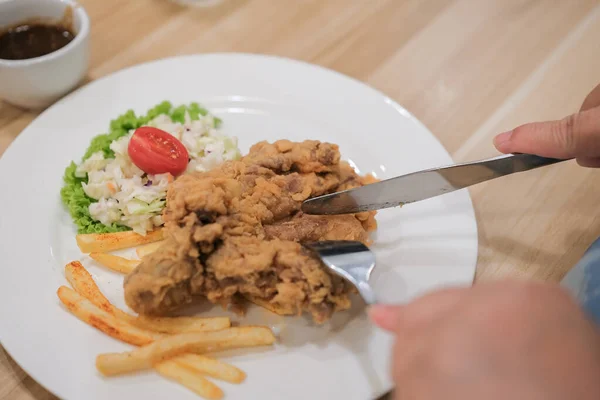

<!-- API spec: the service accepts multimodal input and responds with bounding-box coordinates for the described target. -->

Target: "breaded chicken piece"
[124,140,377,323]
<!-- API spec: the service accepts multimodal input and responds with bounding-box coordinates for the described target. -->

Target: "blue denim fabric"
[561,237,600,325]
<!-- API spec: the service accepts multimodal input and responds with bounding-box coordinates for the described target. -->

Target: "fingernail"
[494,130,512,147]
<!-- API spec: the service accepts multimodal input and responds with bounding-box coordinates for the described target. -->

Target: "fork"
[304,241,394,399]
[303,240,377,305]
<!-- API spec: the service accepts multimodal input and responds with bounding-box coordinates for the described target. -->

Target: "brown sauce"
[0,22,75,60]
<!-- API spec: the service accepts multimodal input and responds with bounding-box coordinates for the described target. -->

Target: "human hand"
[370,281,600,400]
[494,83,600,167]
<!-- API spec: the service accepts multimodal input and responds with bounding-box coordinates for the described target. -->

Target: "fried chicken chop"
[124,140,377,323]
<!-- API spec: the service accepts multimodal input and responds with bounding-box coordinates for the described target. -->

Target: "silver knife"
[301,154,568,215]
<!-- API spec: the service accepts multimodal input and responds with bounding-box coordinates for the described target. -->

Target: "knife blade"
[301,153,566,215]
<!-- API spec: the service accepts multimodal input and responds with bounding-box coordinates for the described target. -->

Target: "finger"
[493,106,600,159]
[581,83,600,111]
[395,287,466,331]
[577,157,600,168]
[369,304,405,331]
[370,287,468,333]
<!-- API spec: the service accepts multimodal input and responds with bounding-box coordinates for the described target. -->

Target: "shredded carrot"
[106,182,117,194]
[167,173,174,183]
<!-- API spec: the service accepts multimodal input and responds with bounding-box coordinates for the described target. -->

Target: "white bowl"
[0,0,90,110]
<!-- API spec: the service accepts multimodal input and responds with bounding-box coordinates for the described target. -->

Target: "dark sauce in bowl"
[0,22,75,61]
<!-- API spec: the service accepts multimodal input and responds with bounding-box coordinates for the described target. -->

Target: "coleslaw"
[61,101,241,235]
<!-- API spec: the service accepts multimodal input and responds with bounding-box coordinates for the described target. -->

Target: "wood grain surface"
[2,0,600,398]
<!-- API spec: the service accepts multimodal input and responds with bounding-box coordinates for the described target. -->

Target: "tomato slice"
[128,127,189,176]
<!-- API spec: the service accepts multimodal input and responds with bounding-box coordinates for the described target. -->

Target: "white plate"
[0,54,477,400]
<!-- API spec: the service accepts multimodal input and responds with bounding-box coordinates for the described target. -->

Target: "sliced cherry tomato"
[128,127,189,176]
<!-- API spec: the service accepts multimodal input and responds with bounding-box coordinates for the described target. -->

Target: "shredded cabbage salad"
[61,101,241,235]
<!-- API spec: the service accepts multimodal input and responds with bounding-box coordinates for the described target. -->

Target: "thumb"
[493,106,600,159]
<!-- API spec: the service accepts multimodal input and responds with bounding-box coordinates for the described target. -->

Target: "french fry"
[136,240,166,258]
[96,327,276,376]
[65,261,132,320]
[61,260,253,398]
[57,286,162,346]
[89,253,139,274]
[76,229,164,253]
[58,284,242,398]
[132,316,231,335]
[65,261,231,334]
[174,354,246,384]
[155,361,224,400]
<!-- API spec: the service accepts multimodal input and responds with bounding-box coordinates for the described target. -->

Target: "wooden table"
[2,0,600,398]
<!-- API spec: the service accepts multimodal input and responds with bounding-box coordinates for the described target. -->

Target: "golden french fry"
[59,285,231,398]
[96,327,276,376]
[174,354,246,384]
[65,261,231,334]
[155,361,224,400]
[65,261,133,320]
[76,229,164,253]
[61,261,248,399]
[59,282,237,384]
[57,286,162,346]
[89,253,139,274]
[136,240,165,258]
[132,316,230,335]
